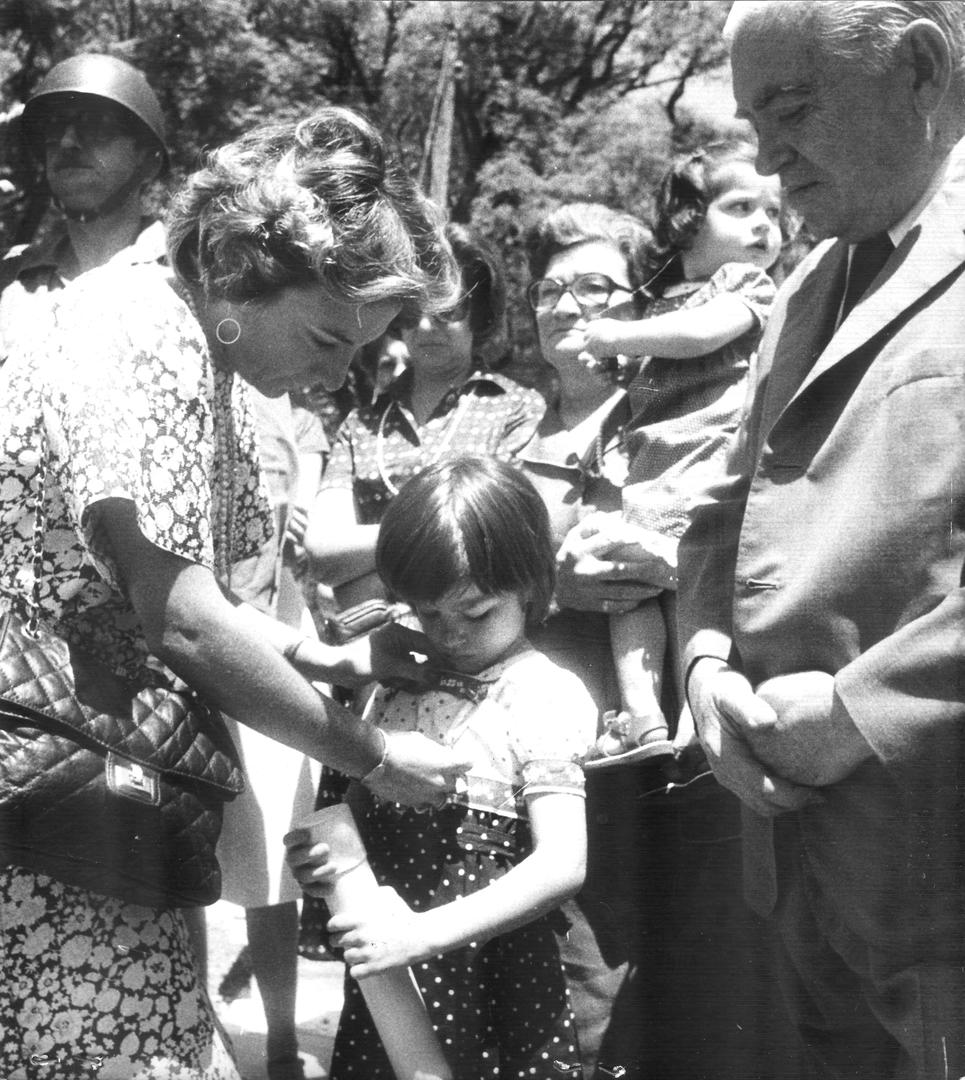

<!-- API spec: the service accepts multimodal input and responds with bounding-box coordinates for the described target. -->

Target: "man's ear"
[899,18,952,117]
[137,144,164,186]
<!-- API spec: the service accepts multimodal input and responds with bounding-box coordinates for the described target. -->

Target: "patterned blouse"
[0,260,272,681]
[320,368,545,523]
[364,647,596,818]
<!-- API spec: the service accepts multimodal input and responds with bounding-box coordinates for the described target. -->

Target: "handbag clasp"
[106,752,161,806]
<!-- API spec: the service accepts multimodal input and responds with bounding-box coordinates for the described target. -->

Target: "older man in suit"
[678,2,965,1077]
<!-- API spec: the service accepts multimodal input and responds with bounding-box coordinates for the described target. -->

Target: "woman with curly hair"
[0,106,468,1080]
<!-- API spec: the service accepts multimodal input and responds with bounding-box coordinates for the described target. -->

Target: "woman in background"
[519,199,800,1079]
[304,223,545,612]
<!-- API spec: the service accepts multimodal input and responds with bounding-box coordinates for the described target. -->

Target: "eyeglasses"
[40,107,136,150]
[526,272,633,316]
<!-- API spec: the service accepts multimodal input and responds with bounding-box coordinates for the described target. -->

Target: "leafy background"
[0,0,749,373]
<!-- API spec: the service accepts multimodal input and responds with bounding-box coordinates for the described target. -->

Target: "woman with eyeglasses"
[303,223,545,615]
[519,203,660,622]
[519,200,795,1080]
[514,202,661,1079]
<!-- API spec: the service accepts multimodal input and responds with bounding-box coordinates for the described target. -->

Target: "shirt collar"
[379,366,510,408]
[839,150,953,324]
[10,216,166,282]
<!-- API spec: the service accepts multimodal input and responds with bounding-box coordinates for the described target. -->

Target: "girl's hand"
[282,830,338,898]
[328,887,432,976]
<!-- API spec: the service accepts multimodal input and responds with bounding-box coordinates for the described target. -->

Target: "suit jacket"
[678,142,965,960]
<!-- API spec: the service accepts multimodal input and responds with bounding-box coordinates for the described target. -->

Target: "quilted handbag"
[0,613,246,907]
[0,441,245,908]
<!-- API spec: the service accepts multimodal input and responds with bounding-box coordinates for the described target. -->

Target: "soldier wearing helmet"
[0,53,169,356]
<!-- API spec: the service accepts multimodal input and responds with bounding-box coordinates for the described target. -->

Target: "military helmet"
[23,53,168,169]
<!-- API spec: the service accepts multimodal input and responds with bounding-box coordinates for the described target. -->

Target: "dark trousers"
[774,844,965,1080]
[535,609,805,1080]
[567,767,805,1080]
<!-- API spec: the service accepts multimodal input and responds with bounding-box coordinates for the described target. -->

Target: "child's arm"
[326,789,587,977]
[582,293,756,360]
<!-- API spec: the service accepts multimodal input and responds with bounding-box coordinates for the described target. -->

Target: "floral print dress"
[0,260,272,1080]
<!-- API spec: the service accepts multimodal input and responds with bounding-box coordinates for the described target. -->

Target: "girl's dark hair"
[651,138,791,287]
[166,106,459,319]
[523,201,653,306]
[446,223,508,367]
[376,457,556,631]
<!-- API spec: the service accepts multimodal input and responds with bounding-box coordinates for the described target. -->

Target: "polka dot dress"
[328,649,597,1079]
[330,803,581,1079]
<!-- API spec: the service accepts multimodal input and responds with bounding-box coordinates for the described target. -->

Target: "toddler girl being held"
[288,456,595,1078]
[579,139,785,767]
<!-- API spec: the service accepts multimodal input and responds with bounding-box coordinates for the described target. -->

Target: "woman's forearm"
[302,488,379,588]
[98,498,383,777]
[157,566,384,777]
[228,596,372,685]
[305,523,379,587]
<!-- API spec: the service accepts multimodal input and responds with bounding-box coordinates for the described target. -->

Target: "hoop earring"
[215,317,241,345]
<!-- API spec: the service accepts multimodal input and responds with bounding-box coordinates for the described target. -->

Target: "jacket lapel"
[790,149,965,405]
[755,239,845,441]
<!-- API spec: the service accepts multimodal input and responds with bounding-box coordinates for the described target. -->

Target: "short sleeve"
[490,658,597,798]
[701,262,777,331]
[41,264,271,583]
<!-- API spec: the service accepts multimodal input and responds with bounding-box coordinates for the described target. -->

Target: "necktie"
[841,232,893,320]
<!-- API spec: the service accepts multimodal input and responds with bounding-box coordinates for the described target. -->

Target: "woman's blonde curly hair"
[167,106,459,319]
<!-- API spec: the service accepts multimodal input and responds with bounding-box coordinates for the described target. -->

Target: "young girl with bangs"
[287,456,596,1080]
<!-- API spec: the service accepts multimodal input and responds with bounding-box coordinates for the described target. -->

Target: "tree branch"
[663,47,703,126]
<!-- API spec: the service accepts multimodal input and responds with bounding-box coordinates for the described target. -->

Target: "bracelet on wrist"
[358,727,389,788]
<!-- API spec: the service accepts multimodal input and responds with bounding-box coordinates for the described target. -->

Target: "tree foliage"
[0,0,734,365]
